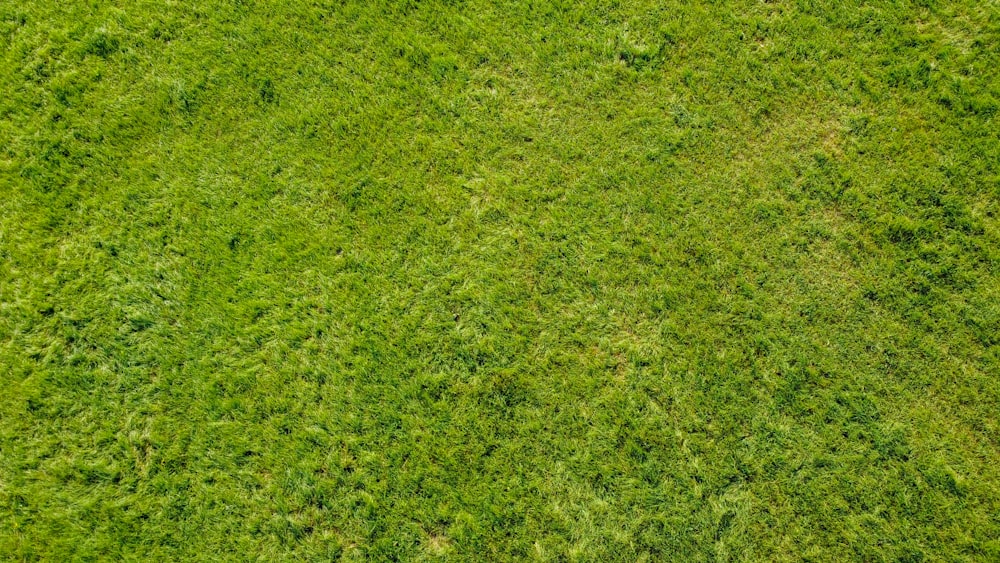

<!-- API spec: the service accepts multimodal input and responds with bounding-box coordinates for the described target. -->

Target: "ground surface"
[1,1,999,561]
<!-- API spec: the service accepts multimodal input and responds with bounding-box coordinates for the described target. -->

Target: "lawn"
[1,0,999,560]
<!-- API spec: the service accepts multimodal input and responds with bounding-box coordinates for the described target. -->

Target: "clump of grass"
[1,1,999,560]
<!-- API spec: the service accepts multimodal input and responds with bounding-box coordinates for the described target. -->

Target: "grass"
[1,0,999,560]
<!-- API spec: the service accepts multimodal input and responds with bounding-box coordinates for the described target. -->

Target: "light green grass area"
[2,1,999,560]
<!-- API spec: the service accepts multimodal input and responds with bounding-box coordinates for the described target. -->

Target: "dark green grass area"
[2,0,999,560]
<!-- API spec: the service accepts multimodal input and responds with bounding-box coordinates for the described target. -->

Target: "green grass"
[1,0,999,560]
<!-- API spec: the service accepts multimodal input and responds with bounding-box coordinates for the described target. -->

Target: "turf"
[1,0,999,560]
